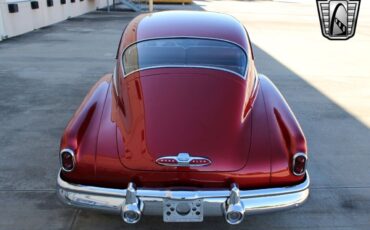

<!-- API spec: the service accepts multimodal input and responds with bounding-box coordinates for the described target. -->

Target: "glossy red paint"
[118,11,249,52]
[116,68,252,172]
[60,11,307,190]
[259,76,307,186]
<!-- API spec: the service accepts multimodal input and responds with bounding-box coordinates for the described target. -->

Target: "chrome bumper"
[57,172,309,224]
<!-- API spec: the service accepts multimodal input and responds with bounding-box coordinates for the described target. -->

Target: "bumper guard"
[57,172,309,224]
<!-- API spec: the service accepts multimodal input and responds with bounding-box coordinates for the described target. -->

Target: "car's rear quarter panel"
[60,75,111,184]
[259,75,307,186]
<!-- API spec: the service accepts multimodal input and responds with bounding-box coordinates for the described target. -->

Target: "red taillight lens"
[189,159,211,166]
[157,158,178,165]
[292,153,307,176]
[60,149,75,172]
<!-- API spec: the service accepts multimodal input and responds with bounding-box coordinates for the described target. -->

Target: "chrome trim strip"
[292,152,308,176]
[112,65,119,96]
[253,72,259,95]
[120,36,249,79]
[59,149,76,173]
[123,65,246,80]
[57,171,310,219]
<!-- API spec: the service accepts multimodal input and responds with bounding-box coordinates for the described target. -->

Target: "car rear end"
[57,32,309,224]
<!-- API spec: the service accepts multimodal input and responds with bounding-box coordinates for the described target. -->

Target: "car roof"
[119,11,249,51]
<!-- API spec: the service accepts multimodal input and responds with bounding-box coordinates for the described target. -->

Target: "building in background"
[0,0,113,40]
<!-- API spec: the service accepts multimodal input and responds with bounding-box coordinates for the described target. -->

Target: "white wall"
[0,3,6,40]
[0,0,113,40]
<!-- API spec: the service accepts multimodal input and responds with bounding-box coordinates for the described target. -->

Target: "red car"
[57,11,309,225]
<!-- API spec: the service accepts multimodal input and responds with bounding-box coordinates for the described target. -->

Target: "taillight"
[156,154,212,167]
[292,153,307,176]
[60,149,75,172]
[189,158,211,166]
[156,158,178,166]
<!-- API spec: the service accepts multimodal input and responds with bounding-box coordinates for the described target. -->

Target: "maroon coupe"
[57,11,309,225]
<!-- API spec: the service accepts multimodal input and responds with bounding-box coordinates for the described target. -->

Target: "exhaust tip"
[224,183,244,225]
[121,204,141,224]
[225,205,244,225]
[225,208,244,225]
[121,182,142,224]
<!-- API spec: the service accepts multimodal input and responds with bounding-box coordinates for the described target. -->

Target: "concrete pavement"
[0,1,369,229]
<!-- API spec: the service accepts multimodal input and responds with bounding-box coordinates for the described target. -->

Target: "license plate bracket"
[163,199,203,222]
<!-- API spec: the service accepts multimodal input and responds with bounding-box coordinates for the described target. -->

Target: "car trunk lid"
[117,68,252,172]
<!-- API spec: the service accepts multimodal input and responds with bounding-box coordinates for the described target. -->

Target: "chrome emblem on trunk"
[156,153,211,167]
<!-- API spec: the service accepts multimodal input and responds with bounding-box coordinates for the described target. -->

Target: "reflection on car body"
[57,11,309,225]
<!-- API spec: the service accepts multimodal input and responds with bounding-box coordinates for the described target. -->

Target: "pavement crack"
[69,209,80,230]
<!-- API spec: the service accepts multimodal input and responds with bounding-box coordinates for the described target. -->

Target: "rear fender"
[259,75,307,186]
[60,75,111,182]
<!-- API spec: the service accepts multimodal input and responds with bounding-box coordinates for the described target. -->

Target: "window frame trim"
[121,36,249,79]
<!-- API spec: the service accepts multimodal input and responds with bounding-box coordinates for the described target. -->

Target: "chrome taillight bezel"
[292,152,307,176]
[60,148,76,172]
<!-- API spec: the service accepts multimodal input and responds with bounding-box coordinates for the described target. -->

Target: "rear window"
[122,38,248,77]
